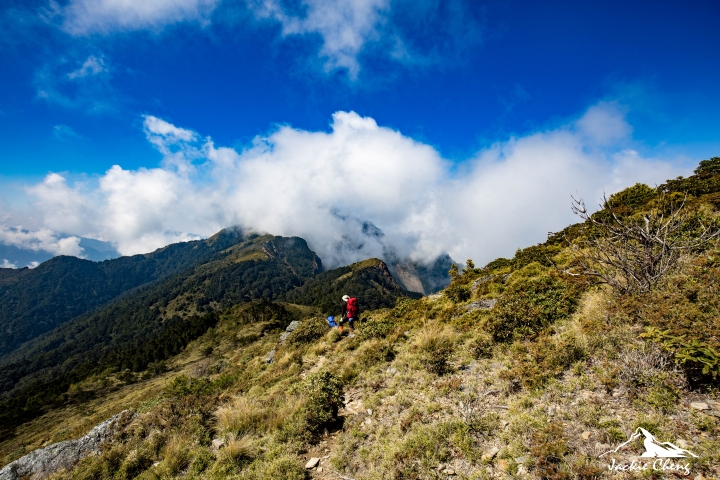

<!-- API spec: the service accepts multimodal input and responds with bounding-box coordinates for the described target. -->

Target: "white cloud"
[60,0,220,35]
[250,0,483,79]
[0,225,84,257]
[12,103,691,267]
[252,0,389,78]
[1,259,17,268]
[67,55,106,79]
[576,101,633,145]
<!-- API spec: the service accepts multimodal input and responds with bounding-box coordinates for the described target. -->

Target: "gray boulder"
[0,410,133,480]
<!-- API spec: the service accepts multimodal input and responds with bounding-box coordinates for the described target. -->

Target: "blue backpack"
[327,316,338,327]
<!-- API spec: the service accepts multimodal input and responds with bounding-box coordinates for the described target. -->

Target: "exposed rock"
[581,431,591,440]
[285,320,301,332]
[481,447,500,461]
[470,276,494,292]
[305,457,320,469]
[265,349,276,364]
[442,467,455,475]
[388,261,425,295]
[279,321,302,343]
[461,299,497,312]
[0,411,133,480]
[211,438,225,451]
[690,402,709,411]
[514,456,528,464]
[497,459,509,472]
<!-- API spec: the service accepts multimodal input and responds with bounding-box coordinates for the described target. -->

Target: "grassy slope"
[3,159,720,479]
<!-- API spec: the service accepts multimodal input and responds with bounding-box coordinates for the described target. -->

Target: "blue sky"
[1,0,719,268]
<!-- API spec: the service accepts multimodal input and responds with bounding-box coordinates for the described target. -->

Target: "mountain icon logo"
[599,428,698,459]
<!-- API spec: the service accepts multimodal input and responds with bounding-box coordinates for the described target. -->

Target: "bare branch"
[565,191,720,294]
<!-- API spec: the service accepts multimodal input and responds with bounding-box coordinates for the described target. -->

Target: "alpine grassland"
[2,158,720,479]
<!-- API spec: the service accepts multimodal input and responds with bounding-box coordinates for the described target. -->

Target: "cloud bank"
[1,103,690,268]
[0,225,84,258]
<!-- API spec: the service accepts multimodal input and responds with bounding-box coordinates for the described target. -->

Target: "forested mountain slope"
[283,258,421,315]
[0,233,322,435]
[0,228,248,359]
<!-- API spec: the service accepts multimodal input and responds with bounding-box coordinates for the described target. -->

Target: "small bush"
[356,340,395,368]
[487,276,577,342]
[298,371,344,438]
[468,332,494,359]
[444,283,471,303]
[116,449,153,479]
[394,297,418,317]
[530,421,569,479]
[500,335,585,390]
[165,374,214,397]
[241,453,307,480]
[387,420,474,477]
[415,325,456,375]
[188,448,215,475]
[288,317,329,345]
[360,316,396,339]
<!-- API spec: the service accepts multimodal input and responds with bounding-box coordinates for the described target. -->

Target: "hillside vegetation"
[2,158,720,479]
[0,228,248,359]
[284,258,421,315]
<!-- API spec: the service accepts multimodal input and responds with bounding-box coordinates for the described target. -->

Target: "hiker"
[339,294,359,333]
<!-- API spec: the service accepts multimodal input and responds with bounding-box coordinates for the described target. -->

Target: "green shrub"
[468,332,494,359]
[288,317,328,345]
[241,453,307,480]
[116,449,153,479]
[188,448,215,475]
[444,283,471,303]
[298,371,344,438]
[357,340,395,368]
[360,315,396,339]
[641,326,720,383]
[500,335,585,390]
[387,420,475,477]
[165,374,214,397]
[487,276,577,342]
[394,297,417,317]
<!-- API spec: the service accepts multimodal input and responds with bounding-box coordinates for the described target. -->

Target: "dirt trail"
[301,389,365,480]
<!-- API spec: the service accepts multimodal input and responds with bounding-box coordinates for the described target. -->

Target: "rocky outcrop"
[387,260,426,295]
[462,299,497,312]
[267,320,303,364]
[0,411,133,480]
